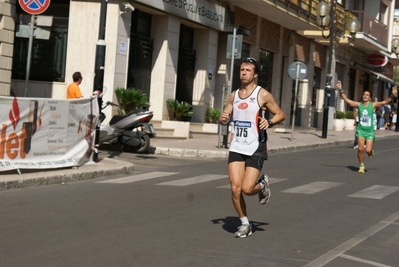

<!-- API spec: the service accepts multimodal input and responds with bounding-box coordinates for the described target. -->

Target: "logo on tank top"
[235,121,251,128]
[249,97,256,103]
[238,103,248,109]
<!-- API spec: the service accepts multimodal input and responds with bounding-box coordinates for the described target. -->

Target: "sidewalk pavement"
[1,128,398,191]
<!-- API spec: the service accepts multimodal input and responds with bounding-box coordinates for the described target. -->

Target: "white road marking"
[96,172,178,184]
[303,211,399,267]
[339,254,392,267]
[156,174,227,186]
[216,177,287,189]
[348,185,399,199]
[282,181,344,194]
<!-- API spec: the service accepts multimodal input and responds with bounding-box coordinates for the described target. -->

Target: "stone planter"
[334,119,345,131]
[344,119,355,130]
[189,122,219,134]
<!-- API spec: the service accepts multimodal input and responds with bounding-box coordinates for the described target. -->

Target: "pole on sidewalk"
[92,0,107,162]
[321,1,336,139]
[24,15,35,97]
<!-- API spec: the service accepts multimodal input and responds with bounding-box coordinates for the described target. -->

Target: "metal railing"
[352,10,388,46]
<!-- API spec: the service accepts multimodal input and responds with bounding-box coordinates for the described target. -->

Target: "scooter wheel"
[135,133,150,153]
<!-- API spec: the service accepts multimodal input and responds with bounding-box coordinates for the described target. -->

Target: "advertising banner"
[0,96,99,172]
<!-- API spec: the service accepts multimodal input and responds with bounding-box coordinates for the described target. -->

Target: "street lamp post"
[317,1,336,139]
[391,38,399,133]
[317,1,360,139]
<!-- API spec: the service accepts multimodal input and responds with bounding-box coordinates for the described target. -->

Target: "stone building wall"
[0,0,15,96]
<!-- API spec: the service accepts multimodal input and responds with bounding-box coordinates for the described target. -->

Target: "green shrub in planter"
[345,110,354,119]
[206,107,221,123]
[166,99,194,121]
[335,111,345,119]
[115,87,149,114]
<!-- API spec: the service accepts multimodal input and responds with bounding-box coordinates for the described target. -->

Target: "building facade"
[2,0,399,132]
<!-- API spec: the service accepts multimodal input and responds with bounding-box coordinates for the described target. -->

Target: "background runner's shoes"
[368,150,374,158]
[234,224,252,238]
[358,166,365,173]
[258,174,271,204]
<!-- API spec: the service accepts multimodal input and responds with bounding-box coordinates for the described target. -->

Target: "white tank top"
[230,86,261,155]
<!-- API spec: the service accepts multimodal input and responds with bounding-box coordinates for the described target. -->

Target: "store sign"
[137,0,225,31]
[366,53,388,67]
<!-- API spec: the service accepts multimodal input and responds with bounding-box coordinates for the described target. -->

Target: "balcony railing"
[273,1,388,47]
[352,11,388,46]
[275,0,349,32]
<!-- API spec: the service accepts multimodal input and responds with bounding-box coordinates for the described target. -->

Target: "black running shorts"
[228,142,267,171]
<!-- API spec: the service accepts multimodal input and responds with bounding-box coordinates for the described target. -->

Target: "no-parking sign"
[19,0,51,15]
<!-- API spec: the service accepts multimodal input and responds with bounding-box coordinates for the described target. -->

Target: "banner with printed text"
[0,96,99,172]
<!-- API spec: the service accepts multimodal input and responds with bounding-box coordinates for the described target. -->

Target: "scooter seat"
[109,109,152,125]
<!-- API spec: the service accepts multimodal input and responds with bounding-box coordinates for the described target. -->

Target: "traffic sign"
[288,61,308,80]
[19,0,51,15]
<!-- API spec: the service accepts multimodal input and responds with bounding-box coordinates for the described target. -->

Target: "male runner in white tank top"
[219,57,286,238]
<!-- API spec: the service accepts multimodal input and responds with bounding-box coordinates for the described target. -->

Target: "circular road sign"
[288,61,308,80]
[19,0,51,15]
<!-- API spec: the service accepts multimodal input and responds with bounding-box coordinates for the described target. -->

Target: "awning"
[369,70,399,86]
[353,63,399,86]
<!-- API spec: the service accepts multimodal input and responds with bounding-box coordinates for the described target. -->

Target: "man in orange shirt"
[67,72,83,99]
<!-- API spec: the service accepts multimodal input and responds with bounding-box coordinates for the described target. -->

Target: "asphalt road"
[1,138,399,267]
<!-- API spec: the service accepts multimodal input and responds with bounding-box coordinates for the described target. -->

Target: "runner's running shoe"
[368,150,374,158]
[358,164,365,173]
[234,224,252,238]
[258,174,271,205]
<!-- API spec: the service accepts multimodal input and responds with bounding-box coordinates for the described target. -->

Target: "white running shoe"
[258,174,271,205]
[234,224,252,238]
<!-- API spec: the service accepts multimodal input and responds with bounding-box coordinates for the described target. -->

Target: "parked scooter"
[98,101,156,153]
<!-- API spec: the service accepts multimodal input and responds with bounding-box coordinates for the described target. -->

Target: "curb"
[153,134,398,158]
[153,139,355,158]
[0,158,134,191]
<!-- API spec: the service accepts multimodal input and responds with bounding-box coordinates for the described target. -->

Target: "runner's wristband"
[268,120,274,128]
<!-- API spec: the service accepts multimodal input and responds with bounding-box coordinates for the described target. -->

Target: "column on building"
[0,0,15,96]
[279,31,297,128]
[150,15,180,121]
[299,41,315,127]
[192,29,218,122]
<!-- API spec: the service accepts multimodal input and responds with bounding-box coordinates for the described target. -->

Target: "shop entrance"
[176,25,196,105]
[127,10,153,98]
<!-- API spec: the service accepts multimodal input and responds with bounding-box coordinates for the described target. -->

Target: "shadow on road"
[211,216,269,234]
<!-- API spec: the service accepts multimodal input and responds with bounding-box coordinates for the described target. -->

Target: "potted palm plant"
[206,107,221,124]
[115,87,150,114]
[166,99,194,121]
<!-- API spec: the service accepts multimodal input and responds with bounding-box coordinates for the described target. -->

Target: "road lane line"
[303,211,399,267]
[283,181,344,194]
[348,185,399,199]
[156,174,227,186]
[96,172,178,184]
[340,254,392,267]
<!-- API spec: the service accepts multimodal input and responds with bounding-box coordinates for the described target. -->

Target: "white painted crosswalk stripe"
[156,174,227,186]
[96,173,399,200]
[216,177,287,189]
[96,172,178,184]
[348,185,399,199]
[282,181,344,194]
